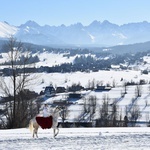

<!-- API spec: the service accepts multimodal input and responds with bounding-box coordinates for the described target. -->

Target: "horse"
[29,106,61,138]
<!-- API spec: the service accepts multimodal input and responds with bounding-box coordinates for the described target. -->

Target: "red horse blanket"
[36,116,53,129]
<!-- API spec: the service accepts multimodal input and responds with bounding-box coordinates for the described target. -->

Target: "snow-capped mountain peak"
[0,21,18,38]
[19,20,40,28]
[1,20,150,46]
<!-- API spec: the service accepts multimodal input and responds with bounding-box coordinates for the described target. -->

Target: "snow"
[112,33,127,39]
[27,69,144,93]
[0,127,150,150]
[34,52,76,67]
[0,22,18,38]
[88,33,95,43]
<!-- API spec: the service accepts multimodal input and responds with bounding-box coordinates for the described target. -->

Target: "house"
[68,93,82,99]
[56,86,66,93]
[68,84,84,92]
[67,92,82,102]
[53,100,68,106]
[95,86,111,91]
[44,86,55,97]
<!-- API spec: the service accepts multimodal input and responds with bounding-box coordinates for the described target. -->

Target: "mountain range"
[0,20,150,47]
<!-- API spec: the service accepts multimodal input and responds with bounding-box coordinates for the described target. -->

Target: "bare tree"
[112,79,116,88]
[110,102,119,127]
[135,84,142,97]
[88,95,97,121]
[96,94,121,127]
[129,104,141,127]
[82,95,97,121]
[86,79,96,90]
[0,37,38,128]
[83,97,89,114]
[99,94,109,126]
[122,81,128,95]
[148,85,150,94]
[59,105,68,124]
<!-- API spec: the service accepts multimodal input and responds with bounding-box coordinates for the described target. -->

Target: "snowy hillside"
[0,22,18,38]
[26,70,150,125]
[33,51,76,67]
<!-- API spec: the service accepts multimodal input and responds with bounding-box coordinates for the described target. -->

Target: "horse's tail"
[29,119,34,133]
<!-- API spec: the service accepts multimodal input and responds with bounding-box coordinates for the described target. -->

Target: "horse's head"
[54,106,62,113]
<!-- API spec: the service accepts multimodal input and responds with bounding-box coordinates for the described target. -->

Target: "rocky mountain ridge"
[0,20,150,46]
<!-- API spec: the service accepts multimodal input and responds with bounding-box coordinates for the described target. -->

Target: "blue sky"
[1,0,150,26]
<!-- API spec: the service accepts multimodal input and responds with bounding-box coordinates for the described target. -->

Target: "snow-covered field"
[0,127,150,150]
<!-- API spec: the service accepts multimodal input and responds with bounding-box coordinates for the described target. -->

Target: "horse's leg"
[55,128,59,137]
[54,128,59,138]
[36,128,39,138]
[34,128,38,138]
[53,129,56,138]
[33,127,38,138]
[33,128,35,138]
[29,120,35,138]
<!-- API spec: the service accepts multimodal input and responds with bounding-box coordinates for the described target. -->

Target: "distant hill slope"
[89,41,150,54]
[0,39,150,55]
